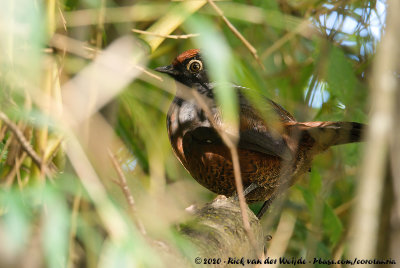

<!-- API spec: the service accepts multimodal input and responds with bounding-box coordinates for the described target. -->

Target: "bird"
[155,49,365,218]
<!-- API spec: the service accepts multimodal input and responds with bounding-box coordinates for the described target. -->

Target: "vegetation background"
[0,0,398,267]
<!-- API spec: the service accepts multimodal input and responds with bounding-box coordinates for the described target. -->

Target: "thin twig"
[207,0,265,70]
[134,65,164,82]
[142,0,206,51]
[108,149,146,235]
[108,150,137,210]
[0,112,43,169]
[58,4,67,32]
[132,29,199,39]
[191,89,258,252]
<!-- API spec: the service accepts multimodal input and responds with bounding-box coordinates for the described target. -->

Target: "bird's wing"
[185,84,294,160]
[186,125,292,161]
[238,129,292,161]
[266,99,296,122]
[233,85,296,122]
[235,91,293,160]
[238,107,292,160]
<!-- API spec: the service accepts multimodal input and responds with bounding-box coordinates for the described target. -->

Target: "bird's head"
[155,49,210,88]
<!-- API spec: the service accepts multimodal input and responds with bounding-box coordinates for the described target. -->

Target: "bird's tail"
[287,121,366,151]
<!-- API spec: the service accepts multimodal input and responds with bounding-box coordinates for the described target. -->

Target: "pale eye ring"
[187,59,203,73]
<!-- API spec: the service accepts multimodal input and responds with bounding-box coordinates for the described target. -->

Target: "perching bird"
[156,49,365,218]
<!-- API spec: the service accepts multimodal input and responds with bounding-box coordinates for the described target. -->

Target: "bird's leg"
[243,182,259,196]
[233,183,275,219]
[256,196,275,219]
[233,182,259,201]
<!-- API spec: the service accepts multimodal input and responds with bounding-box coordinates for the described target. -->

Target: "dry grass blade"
[206,0,264,70]
[60,36,146,125]
[50,34,95,59]
[132,29,199,39]
[50,34,162,83]
[108,149,146,235]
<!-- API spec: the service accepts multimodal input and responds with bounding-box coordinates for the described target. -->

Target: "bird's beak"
[154,65,179,76]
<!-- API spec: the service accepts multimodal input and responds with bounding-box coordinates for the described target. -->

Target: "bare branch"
[0,112,44,169]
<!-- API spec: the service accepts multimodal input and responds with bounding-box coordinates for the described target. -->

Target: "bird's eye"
[187,59,203,73]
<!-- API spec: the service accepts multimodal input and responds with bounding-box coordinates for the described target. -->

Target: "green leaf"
[297,185,314,211]
[309,168,322,195]
[1,191,31,255]
[42,187,70,268]
[326,46,358,103]
[322,202,343,246]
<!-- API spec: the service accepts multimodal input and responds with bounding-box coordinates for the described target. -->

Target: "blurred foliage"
[0,0,388,267]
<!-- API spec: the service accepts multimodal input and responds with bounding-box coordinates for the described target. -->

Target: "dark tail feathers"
[292,121,366,150]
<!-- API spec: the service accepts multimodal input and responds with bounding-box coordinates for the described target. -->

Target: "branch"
[132,29,199,39]
[180,196,265,262]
